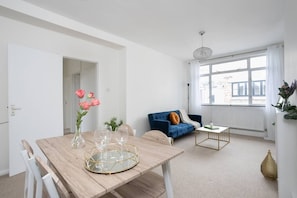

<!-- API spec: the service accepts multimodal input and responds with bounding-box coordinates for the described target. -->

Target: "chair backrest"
[142,130,173,146]
[35,156,71,198]
[42,173,60,198]
[121,124,135,136]
[21,139,34,156]
[20,139,35,198]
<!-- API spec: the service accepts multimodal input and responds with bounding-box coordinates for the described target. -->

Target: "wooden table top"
[36,132,184,198]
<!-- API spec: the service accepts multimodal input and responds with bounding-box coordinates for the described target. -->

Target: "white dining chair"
[142,130,173,146]
[20,139,35,198]
[121,123,136,136]
[35,155,118,198]
[21,139,62,198]
[34,155,72,198]
[115,130,170,198]
[28,156,44,198]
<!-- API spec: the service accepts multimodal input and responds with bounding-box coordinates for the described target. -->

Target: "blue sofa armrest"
[188,114,202,125]
[150,120,170,135]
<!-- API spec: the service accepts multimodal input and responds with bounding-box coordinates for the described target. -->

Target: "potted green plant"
[104,117,123,131]
[272,80,297,120]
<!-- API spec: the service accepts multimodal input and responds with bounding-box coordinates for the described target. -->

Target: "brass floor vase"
[261,149,277,180]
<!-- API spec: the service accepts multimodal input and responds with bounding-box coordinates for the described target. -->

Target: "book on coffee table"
[204,125,220,130]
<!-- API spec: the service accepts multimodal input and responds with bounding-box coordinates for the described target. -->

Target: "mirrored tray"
[84,143,139,174]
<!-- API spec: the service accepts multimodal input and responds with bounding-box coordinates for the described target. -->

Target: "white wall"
[0,6,186,174]
[284,0,297,105]
[277,1,297,197]
[201,106,266,137]
[275,111,297,198]
[126,45,188,132]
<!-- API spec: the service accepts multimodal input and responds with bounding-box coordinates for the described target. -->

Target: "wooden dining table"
[36,132,184,198]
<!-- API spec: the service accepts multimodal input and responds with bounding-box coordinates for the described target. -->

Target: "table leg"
[162,161,174,198]
[218,133,220,150]
[194,131,199,146]
[195,132,197,145]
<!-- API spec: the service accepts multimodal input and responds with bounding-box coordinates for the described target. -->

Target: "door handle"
[11,105,22,116]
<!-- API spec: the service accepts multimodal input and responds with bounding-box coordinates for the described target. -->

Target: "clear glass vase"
[71,125,85,149]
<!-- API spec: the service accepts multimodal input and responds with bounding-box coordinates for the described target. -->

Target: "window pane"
[212,60,247,73]
[251,70,266,105]
[232,83,238,96]
[238,82,248,96]
[200,76,210,104]
[200,65,209,75]
[251,56,266,68]
[212,71,248,105]
[253,81,261,96]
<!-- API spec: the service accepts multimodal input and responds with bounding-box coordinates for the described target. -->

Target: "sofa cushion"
[168,123,195,138]
[169,112,180,125]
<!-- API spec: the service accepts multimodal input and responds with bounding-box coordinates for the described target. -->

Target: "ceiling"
[23,0,284,61]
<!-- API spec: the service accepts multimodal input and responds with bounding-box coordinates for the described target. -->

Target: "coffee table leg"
[195,132,197,145]
[218,133,220,150]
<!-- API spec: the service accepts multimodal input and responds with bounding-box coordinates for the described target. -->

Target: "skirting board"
[0,169,9,176]
[230,128,265,138]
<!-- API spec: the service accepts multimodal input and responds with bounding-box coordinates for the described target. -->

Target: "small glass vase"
[71,125,85,149]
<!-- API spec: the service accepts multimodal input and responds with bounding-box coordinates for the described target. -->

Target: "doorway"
[63,58,97,134]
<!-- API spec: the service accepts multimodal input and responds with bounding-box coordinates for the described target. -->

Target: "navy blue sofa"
[148,110,202,139]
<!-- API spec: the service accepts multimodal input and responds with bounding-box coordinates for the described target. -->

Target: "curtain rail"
[188,48,267,65]
[188,42,284,65]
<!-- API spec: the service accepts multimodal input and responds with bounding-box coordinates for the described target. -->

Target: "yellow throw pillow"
[169,112,180,125]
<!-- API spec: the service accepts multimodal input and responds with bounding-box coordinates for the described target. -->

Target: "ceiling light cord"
[199,31,205,47]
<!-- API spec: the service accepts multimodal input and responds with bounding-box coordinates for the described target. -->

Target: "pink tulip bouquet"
[75,89,100,132]
[72,89,100,148]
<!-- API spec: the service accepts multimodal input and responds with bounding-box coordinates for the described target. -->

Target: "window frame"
[199,51,267,106]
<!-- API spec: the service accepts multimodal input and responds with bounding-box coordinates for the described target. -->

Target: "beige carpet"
[157,132,278,198]
[0,133,277,198]
[0,172,25,198]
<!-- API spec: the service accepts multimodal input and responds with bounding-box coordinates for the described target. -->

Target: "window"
[232,82,248,97]
[252,80,265,96]
[200,54,266,105]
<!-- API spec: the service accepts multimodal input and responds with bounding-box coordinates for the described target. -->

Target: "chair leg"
[21,150,34,198]
[28,158,43,198]
[27,171,34,198]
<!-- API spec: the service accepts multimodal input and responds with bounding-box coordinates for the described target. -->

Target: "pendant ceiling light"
[193,31,212,60]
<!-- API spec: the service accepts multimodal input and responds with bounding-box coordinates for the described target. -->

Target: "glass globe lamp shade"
[193,47,213,60]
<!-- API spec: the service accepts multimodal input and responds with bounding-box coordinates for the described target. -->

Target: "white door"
[8,44,63,176]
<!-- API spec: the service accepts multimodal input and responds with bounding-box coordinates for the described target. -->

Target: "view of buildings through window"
[200,54,267,105]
